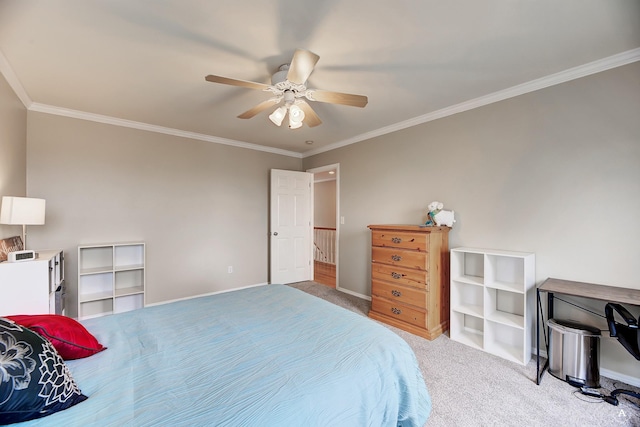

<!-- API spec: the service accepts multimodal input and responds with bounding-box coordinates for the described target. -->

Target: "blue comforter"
[20,284,430,426]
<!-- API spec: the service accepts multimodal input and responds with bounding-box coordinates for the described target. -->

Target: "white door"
[270,169,313,284]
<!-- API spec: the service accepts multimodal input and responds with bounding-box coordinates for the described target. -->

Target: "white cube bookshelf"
[78,242,145,319]
[450,247,535,365]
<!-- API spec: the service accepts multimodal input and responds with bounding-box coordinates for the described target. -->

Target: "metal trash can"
[547,318,600,388]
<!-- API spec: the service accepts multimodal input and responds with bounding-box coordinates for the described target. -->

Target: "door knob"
[273,232,278,236]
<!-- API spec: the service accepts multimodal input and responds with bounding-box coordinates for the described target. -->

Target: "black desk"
[536,278,640,385]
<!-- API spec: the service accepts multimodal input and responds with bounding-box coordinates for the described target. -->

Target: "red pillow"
[7,314,106,360]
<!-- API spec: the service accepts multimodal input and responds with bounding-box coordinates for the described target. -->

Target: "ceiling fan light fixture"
[269,106,288,126]
[205,49,367,130]
[288,105,305,129]
[288,119,303,130]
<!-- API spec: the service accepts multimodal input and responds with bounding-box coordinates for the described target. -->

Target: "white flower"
[0,330,37,405]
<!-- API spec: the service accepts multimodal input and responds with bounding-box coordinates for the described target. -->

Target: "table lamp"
[0,196,46,250]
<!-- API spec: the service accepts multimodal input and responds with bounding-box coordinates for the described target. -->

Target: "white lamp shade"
[288,119,303,129]
[269,106,288,126]
[288,105,305,129]
[0,196,46,225]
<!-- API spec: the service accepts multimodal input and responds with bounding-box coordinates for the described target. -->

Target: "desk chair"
[604,303,640,405]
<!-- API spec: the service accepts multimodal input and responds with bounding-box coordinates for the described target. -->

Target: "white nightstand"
[0,249,65,316]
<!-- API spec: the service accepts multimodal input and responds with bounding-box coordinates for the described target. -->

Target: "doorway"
[307,164,339,288]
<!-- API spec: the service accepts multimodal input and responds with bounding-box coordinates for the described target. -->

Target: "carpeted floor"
[288,281,640,427]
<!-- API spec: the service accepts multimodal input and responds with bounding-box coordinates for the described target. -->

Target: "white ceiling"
[1,1,638,157]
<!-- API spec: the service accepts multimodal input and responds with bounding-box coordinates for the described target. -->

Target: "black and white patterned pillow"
[0,317,87,424]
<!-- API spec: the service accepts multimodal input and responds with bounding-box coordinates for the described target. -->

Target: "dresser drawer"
[372,230,429,251]
[371,263,427,289]
[371,297,426,328]
[372,246,428,271]
[372,280,427,309]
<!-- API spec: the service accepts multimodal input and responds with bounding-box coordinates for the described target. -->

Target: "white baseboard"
[336,285,371,301]
[532,347,640,388]
[145,282,268,307]
[600,368,640,388]
[147,282,371,308]
[534,347,548,359]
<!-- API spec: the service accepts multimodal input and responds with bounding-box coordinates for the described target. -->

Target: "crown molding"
[302,47,640,158]
[28,103,302,158]
[1,49,301,157]
[2,45,637,160]
[0,49,32,108]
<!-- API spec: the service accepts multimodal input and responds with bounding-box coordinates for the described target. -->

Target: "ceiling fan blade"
[308,90,368,108]
[297,100,322,127]
[205,75,271,90]
[237,98,281,119]
[286,49,320,84]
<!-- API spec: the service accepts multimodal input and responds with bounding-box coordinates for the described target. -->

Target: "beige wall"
[26,112,301,316]
[0,73,27,240]
[303,62,640,380]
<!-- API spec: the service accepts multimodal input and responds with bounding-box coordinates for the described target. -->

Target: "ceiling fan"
[205,49,368,129]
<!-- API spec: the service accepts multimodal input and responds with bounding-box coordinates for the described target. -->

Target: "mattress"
[20,284,430,426]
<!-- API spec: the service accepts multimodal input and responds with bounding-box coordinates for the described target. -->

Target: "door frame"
[306,163,340,290]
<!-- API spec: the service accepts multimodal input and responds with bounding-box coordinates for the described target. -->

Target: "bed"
[10,284,430,426]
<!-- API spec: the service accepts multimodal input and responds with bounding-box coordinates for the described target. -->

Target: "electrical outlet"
[228,266,233,274]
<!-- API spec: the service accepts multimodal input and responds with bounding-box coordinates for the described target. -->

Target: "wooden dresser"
[368,225,450,340]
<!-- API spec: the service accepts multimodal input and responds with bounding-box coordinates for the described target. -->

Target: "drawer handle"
[391,255,402,262]
[391,237,402,244]
[391,290,402,297]
[391,272,403,279]
[391,307,402,315]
